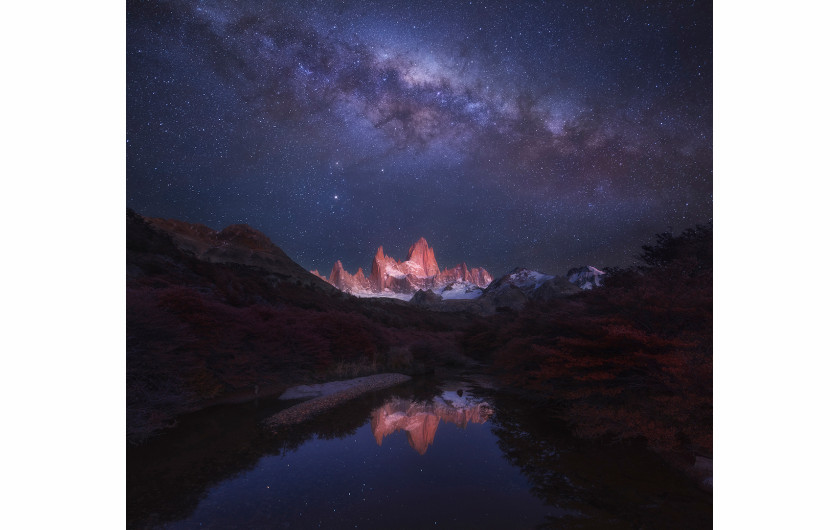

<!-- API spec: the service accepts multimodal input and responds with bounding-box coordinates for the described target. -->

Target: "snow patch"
[345,288,414,301]
[508,269,555,289]
[383,264,406,279]
[401,260,429,277]
[567,265,605,290]
[436,281,483,300]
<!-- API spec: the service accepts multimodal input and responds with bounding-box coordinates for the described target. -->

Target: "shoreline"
[264,373,413,428]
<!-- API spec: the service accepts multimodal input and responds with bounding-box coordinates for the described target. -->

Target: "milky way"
[127,0,712,277]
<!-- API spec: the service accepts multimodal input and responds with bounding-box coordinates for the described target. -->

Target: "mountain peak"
[408,236,429,251]
[406,237,439,277]
[487,268,556,292]
[328,260,345,285]
[330,259,370,291]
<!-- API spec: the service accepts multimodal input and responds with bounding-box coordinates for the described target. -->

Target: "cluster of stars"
[128,0,711,276]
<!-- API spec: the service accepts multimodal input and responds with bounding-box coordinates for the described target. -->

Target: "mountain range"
[312,240,608,317]
[312,237,493,300]
[313,237,606,304]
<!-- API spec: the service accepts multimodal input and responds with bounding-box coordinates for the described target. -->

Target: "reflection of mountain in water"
[127,380,439,529]
[371,392,493,455]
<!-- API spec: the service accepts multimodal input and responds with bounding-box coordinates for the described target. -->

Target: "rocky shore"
[264,373,412,428]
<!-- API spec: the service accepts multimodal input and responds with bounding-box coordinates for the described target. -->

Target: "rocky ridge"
[142,215,331,290]
[318,237,493,299]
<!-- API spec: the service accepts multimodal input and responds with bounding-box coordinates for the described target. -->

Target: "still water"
[127,375,711,529]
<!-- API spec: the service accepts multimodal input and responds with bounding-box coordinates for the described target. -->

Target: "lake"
[127,374,711,529]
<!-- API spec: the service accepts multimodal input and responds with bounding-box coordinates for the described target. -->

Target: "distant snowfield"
[508,269,555,289]
[341,281,484,301]
[567,265,605,290]
[438,281,483,300]
[349,289,414,301]
[383,264,407,279]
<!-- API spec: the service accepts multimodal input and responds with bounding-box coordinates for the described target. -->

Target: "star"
[127,0,712,276]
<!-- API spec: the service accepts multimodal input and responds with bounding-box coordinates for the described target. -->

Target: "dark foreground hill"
[126,209,476,442]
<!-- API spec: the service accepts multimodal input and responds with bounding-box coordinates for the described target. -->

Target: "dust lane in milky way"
[127,0,712,277]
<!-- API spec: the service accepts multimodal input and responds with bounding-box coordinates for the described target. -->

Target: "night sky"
[127,0,712,278]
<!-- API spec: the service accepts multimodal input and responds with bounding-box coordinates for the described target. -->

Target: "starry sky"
[127,0,712,278]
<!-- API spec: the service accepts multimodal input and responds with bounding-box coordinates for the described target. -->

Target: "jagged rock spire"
[319,237,493,296]
[406,237,440,277]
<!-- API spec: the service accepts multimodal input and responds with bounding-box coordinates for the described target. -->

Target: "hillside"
[126,209,477,442]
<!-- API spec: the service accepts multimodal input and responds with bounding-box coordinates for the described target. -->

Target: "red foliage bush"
[485,224,713,456]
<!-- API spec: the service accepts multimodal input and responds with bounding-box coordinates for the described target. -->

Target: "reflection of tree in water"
[489,391,712,530]
[127,378,438,529]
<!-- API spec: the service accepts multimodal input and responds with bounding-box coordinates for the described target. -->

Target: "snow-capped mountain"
[479,265,604,310]
[484,267,556,294]
[566,266,605,290]
[315,237,492,300]
[439,280,484,300]
[481,267,564,309]
[314,240,605,303]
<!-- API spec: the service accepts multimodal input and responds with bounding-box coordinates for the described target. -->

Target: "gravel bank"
[264,373,412,428]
